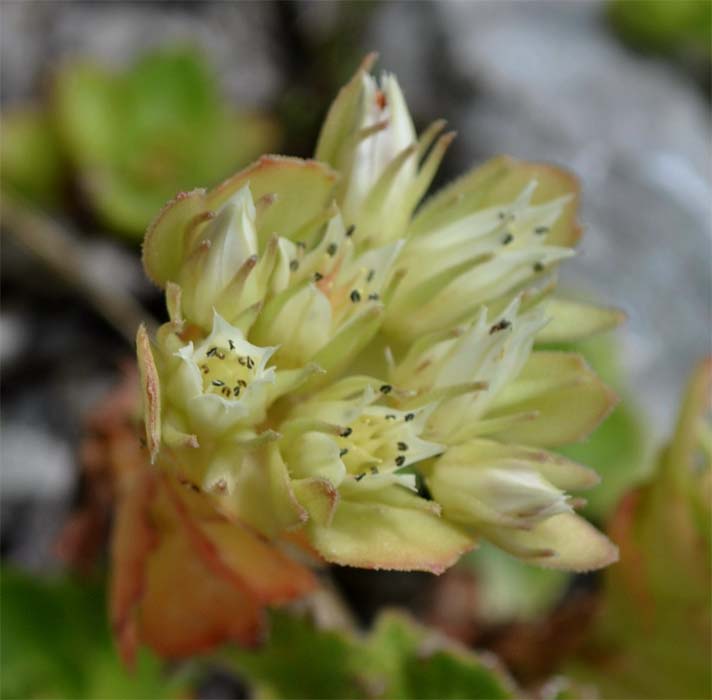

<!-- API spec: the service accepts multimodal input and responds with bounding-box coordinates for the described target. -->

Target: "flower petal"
[142,189,206,287]
[487,351,618,446]
[536,297,626,343]
[478,512,618,572]
[208,155,337,246]
[411,156,581,248]
[142,157,336,287]
[306,485,474,574]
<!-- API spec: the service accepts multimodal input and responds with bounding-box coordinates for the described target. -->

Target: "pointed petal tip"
[361,51,379,73]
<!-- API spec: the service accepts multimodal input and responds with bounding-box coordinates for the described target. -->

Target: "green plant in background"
[0,47,279,239]
[54,48,279,238]
[0,569,184,700]
[462,541,570,624]
[0,108,65,209]
[607,0,712,58]
[231,611,518,700]
[569,360,712,699]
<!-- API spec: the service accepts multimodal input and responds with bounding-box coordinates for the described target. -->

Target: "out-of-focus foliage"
[0,569,184,700]
[53,48,279,237]
[462,542,569,624]
[231,610,517,699]
[0,47,279,240]
[570,360,712,699]
[607,0,712,57]
[0,108,64,208]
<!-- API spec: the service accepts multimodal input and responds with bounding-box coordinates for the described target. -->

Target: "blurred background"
[1,1,710,698]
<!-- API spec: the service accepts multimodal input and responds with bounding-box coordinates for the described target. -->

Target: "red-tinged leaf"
[136,325,161,463]
[137,531,264,658]
[162,477,317,604]
[109,470,157,667]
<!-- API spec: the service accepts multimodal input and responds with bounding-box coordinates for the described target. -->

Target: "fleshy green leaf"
[0,569,182,700]
[231,610,517,699]
[361,611,516,699]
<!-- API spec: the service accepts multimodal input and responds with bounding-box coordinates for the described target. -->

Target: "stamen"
[501,232,514,245]
[489,319,511,334]
[397,442,408,451]
[379,384,392,394]
[327,243,338,257]
[395,455,406,467]
[350,290,361,303]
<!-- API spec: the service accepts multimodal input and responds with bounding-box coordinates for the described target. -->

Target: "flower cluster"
[128,55,622,657]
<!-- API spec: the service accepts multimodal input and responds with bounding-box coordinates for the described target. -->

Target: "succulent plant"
[571,359,711,698]
[121,55,623,658]
[53,47,279,238]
